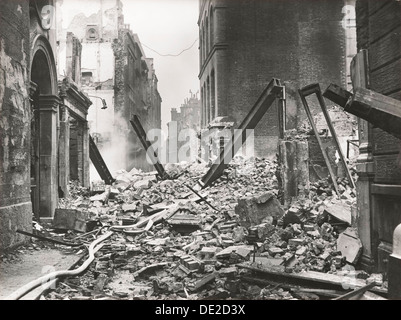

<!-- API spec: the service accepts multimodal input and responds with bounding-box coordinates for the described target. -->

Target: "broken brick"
[235,192,285,228]
[218,267,238,278]
[288,238,305,247]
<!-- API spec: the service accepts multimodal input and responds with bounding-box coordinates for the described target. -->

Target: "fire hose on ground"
[4,231,113,300]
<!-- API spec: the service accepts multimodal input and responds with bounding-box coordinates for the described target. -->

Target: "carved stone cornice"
[58,77,92,114]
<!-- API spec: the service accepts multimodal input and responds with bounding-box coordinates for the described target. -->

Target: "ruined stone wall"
[0,0,32,251]
[200,0,347,158]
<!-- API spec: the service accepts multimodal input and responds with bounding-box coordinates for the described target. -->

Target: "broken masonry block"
[224,279,241,294]
[295,246,307,256]
[218,267,238,278]
[180,255,201,271]
[333,256,346,268]
[235,246,253,260]
[268,247,284,255]
[189,272,217,292]
[288,238,305,248]
[248,223,275,242]
[319,251,331,261]
[122,203,137,212]
[166,210,201,234]
[200,246,218,259]
[235,192,285,228]
[320,222,334,240]
[53,208,88,232]
[278,227,294,241]
[323,203,352,225]
[336,227,362,265]
[307,230,321,238]
[91,180,106,194]
[304,224,315,232]
[276,240,288,249]
[95,260,110,271]
[122,218,137,226]
[94,274,109,293]
[215,245,253,260]
[232,226,247,242]
[254,257,286,269]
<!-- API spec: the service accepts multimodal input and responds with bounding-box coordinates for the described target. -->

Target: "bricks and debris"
[11,157,387,300]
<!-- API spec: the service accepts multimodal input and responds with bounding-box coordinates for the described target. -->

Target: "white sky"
[60,0,200,134]
[122,0,200,133]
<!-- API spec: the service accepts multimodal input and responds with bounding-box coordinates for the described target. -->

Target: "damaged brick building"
[167,92,201,163]
[352,0,401,273]
[0,0,92,251]
[58,0,162,173]
[198,0,356,159]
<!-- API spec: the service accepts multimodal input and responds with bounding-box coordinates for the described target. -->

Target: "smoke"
[89,111,130,182]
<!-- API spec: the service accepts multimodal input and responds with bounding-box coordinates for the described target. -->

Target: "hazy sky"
[121,0,200,133]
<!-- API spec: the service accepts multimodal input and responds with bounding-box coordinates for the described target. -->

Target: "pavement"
[0,246,81,300]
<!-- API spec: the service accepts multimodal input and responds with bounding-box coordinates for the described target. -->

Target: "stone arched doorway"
[30,35,60,219]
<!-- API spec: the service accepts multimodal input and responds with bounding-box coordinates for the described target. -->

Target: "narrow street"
[1,157,386,300]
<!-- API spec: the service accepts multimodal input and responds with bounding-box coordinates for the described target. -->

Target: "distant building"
[58,0,162,173]
[167,92,201,163]
[198,0,351,158]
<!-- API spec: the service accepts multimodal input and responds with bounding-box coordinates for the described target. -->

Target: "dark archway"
[29,35,59,218]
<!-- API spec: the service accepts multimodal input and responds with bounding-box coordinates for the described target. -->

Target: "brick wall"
[200,0,347,158]
[0,0,32,251]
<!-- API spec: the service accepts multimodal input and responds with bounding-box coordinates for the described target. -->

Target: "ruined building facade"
[198,0,350,158]
[168,92,201,163]
[353,0,401,273]
[0,0,92,251]
[59,0,162,174]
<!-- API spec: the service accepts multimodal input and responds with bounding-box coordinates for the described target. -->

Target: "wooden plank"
[374,154,401,184]
[315,87,355,188]
[332,282,377,300]
[370,59,401,95]
[298,85,340,196]
[237,263,387,294]
[323,83,352,108]
[359,291,387,300]
[130,116,169,180]
[345,87,401,139]
[368,0,401,43]
[189,272,217,292]
[369,26,401,71]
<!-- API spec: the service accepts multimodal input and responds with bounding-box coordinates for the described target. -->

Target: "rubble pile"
[38,157,384,300]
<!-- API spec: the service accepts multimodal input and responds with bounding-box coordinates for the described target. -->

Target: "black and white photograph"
[0,0,400,307]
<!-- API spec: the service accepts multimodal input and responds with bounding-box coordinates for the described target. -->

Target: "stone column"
[58,105,70,197]
[82,121,90,187]
[278,140,309,207]
[38,95,60,218]
[352,50,375,271]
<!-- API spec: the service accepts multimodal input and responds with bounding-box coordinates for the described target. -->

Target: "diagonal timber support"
[198,78,284,189]
[89,135,115,185]
[324,84,401,140]
[130,115,169,180]
[298,84,354,195]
